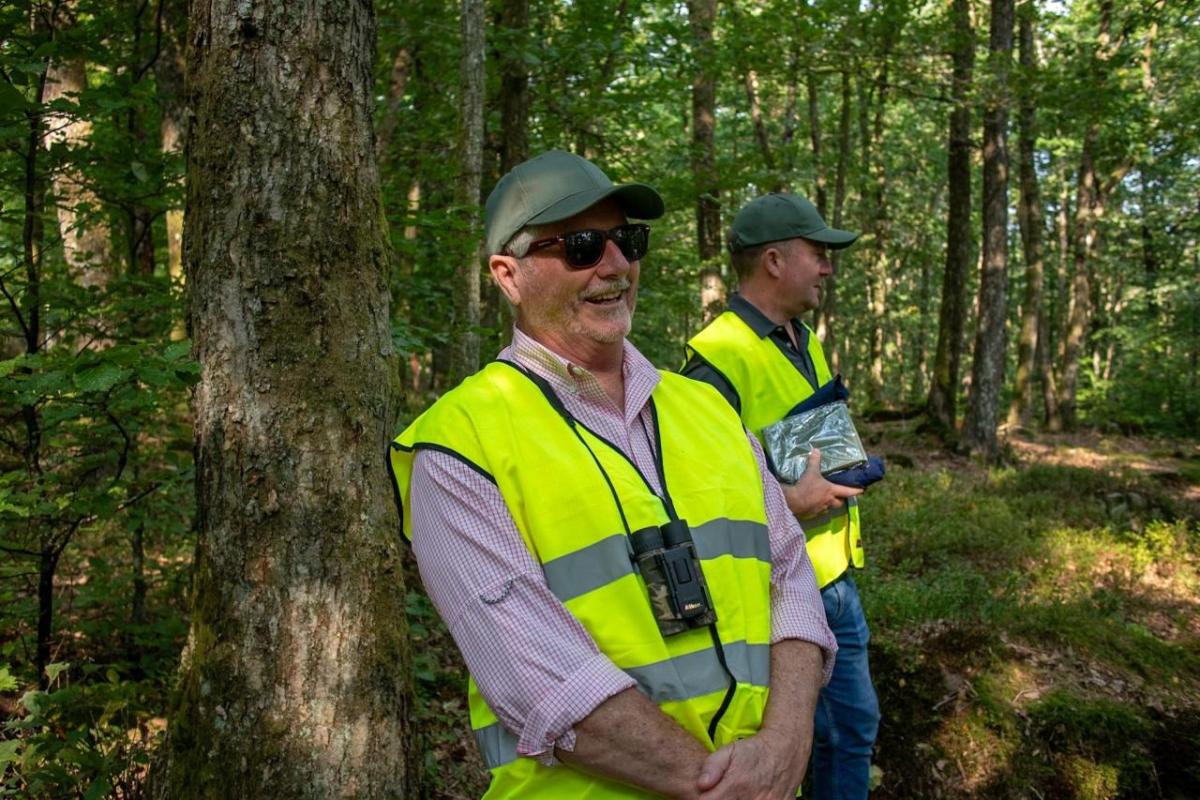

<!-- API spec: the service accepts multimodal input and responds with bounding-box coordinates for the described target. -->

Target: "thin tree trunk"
[375,40,413,161]
[744,68,776,178]
[1060,130,1098,431]
[160,1,415,795]
[689,0,723,323]
[865,56,890,406]
[822,69,853,372]
[450,0,485,384]
[1007,3,1043,428]
[43,57,113,289]
[962,0,1014,460]
[127,0,157,277]
[498,0,529,173]
[928,0,974,440]
[158,0,187,286]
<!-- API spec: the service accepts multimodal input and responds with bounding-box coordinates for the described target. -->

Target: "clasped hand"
[694,729,807,800]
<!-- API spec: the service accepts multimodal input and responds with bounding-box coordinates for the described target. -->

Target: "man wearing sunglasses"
[390,151,836,799]
[682,193,880,800]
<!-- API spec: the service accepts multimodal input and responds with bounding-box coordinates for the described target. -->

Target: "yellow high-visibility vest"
[686,311,863,588]
[391,361,774,798]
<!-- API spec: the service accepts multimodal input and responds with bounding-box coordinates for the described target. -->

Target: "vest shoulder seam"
[411,442,497,486]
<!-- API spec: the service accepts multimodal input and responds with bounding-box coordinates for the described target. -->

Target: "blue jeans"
[810,573,880,799]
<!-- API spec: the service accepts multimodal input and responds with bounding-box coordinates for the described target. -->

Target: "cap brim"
[528,183,665,227]
[805,227,860,250]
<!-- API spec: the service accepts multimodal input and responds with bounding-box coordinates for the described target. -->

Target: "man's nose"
[594,238,631,277]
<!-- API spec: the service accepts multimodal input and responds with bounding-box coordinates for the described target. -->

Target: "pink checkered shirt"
[408,328,836,762]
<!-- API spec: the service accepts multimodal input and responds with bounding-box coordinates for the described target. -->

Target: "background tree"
[927,0,975,441]
[961,0,1014,459]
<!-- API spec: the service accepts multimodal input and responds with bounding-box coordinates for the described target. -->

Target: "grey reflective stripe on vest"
[475,722,520,770]
[626,640,770,704]
[692,518,771,563]
[471,641,771,769]
[541,518,770,603]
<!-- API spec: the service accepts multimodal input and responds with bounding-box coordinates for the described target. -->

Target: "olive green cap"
[485,150,665,255]
[727,193,859,253]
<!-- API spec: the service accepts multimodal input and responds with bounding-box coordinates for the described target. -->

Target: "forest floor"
[410,421,1200,799]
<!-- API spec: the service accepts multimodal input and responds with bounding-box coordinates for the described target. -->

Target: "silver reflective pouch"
[762,400,867,484]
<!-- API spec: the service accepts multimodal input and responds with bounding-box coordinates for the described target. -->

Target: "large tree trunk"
[160,2,415,796]
[961,0,1014,460]
[689,0,723,324]
[43,57,112,288]
[450,0,485,383]
[1006,3,1043,428]
[928,0,974,440]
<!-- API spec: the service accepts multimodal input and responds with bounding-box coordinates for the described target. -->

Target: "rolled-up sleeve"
[409,449,636,762]
[745,432,838,683]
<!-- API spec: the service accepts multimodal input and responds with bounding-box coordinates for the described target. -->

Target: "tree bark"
[498,0,529,174]
[688,0,723,323]
[450,0,485,384]
[822,69,853,373]
[160,2,415,796]
[928,0,974,439]
[157,0,188,286]
[864,55,890,407]
[1007,2,1043,428]
[1059,129,1098,431]
[43,57,112,288]
[962,0,1014,460]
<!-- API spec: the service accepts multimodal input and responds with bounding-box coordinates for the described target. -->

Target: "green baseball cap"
[485,150,665,255]
[727,193,859,253]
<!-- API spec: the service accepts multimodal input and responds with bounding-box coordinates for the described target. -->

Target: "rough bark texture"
[962,0,1013,460]
[1007,3,1043,428]
[928,0,974,439]
[451,0,485,384]
[160,2,415,796]
[43,57,112,288]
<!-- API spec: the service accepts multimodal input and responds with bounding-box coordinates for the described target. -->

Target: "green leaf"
[19,690,44,716]
[84,777,113,800]
[0,82,27,115]
[0,664,17,693]
[0,739,20,765]
[130,160,149,183]
[163,340,192,361]
[44,662,69,686]
[74,364,128,393]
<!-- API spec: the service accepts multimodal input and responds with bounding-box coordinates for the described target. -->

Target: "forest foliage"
[0,0,1198,797]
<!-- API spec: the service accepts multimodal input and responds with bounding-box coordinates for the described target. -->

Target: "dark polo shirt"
[681,294,820,415]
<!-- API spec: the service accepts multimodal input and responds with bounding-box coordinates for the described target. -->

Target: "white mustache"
[581,279,631,301]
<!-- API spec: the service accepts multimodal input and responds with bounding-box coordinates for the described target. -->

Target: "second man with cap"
[392,155,837,798]
[683,193,881,800]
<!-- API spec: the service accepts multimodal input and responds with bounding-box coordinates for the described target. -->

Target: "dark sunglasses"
[526,223,651,269]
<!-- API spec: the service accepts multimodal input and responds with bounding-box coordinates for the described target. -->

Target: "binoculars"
[629,519,717,636]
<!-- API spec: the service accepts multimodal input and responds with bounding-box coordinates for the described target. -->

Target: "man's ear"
[489,254,522,306]
[762,246,785,279]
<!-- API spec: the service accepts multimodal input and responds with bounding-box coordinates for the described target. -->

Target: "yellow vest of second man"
[686,310,864,588]
[390,361,776,798]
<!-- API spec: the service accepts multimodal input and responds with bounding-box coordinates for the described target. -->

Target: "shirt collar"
[728,293,793,339]
[503,327,661,420]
